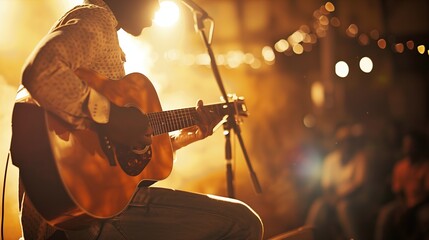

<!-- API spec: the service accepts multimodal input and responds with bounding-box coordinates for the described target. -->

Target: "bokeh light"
[195,53,211,65]
[311,81,325,107]
[262,46,276,63]
[335,61,349,78]
[370,29,380,40]
[292,44,304,54]
[330,17,341,27]
[324,2,335,12]
[303,114,317,128]
[226,50,244,68]
[346,24,358,38]
[406,40,414,50]
[319,15,330,26]
[243,53,256,65]
[250,58,262,69]
[377,39,387,49]
[358,33,369,45]
[417,45,426,54]
[359,57,373,73]
[289,31,305,44]
[274,39,290,53]
[394,43,404,53]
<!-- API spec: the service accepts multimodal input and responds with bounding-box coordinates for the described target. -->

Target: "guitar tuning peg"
[220,93,242,102]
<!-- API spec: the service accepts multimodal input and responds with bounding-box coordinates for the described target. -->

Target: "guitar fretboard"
[147,104,227,136]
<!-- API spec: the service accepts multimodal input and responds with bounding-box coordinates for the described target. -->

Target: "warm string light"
[162,49,264,69]
[270,1,429,58]
[161,1,427,69]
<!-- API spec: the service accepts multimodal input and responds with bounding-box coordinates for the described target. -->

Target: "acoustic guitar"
[10,71,247,230]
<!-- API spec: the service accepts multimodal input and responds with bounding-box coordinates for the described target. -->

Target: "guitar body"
[11,73,173,230]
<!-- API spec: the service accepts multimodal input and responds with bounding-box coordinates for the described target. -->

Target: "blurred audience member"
[305,122,368,240]
[375,130,429,240]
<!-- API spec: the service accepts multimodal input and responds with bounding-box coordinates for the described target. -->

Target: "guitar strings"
[146,105,224,135]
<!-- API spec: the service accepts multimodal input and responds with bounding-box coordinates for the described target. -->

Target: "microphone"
[181,0,211,19]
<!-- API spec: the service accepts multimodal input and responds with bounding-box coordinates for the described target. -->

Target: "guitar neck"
[147,103,227,136]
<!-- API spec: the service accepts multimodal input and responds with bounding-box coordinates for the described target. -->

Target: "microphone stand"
[185,2,262,198]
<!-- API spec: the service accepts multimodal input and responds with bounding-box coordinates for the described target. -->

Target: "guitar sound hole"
[115,145,152,176]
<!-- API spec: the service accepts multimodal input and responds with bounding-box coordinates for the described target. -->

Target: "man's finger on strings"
[195,99,212,137]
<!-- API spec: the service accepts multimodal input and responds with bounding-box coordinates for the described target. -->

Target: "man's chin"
[122,27,144,36]
[122,26,147,37]
[122,23,152,36]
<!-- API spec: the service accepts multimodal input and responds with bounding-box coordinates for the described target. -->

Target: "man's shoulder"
[68,4,115,22]
[57,3,117,30]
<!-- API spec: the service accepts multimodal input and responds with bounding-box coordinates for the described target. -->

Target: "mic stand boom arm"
[183,0,262,197]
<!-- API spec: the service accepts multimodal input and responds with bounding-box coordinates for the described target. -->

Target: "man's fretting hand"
[171,100,223,151]
[194,99,223,139]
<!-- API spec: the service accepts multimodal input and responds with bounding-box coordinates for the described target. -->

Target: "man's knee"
[234,201,264,239]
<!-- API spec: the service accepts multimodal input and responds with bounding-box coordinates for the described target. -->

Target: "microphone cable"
[1,152,11,240]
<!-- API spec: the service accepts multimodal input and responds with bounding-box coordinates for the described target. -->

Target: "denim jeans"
[66,187,264,240]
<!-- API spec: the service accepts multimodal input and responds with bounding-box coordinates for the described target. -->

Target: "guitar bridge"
[116,144,152,176]
[98,133,152,175]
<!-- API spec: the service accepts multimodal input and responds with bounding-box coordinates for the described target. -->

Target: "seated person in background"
[375,130,429,240]
[305,122,368,240]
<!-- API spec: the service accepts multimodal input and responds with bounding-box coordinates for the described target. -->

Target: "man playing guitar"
[14,0,263,239]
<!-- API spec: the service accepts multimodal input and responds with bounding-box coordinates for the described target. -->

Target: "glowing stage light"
[335,61,349,78]
[154,1,180,27]
[359,57,373,73]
